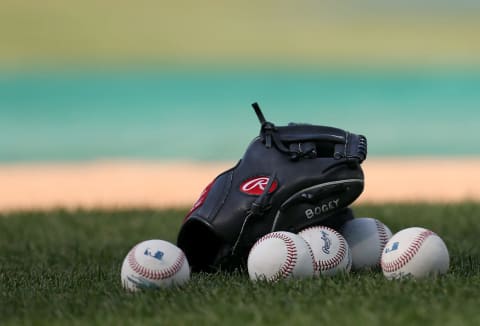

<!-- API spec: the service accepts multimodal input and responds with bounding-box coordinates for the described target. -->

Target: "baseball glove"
[177,103,367,272]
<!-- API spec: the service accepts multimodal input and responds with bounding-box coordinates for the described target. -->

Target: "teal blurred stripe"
[1,68,479,162]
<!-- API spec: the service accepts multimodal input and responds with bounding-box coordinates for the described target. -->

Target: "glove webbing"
[253,102,316,160]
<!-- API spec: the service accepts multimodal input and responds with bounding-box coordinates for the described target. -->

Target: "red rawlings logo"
[240,176,278,196]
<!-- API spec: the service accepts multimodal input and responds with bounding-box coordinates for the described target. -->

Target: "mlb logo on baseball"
[384,241,399,254]
[144,248,164,261]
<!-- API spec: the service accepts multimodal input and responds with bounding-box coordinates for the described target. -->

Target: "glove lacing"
[231,171,277,256]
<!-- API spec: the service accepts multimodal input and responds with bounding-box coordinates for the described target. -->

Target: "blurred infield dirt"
[0,158,478,212]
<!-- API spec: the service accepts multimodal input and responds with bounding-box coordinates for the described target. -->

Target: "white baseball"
[298,226,351,276]
[247,231,315,281]
[340,217,392,270]
[121,239,190,291]
[381,227,449,279]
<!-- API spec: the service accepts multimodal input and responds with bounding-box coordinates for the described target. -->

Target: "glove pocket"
[177,165,237,272]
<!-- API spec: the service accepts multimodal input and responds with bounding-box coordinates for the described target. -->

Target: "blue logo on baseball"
[384,242,399,253]
[321,231,331,254]
[144,248,164,261]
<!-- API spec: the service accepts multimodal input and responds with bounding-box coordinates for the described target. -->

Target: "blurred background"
[1,0,479,163]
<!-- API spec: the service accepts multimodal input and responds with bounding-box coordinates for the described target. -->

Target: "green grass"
[1,203,479,325]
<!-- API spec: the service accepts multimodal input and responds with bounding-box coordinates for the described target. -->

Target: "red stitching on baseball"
[128,245,186,280]
[251,232,298,281]
[375,219,390,266]
[307,241,316,271]
[301,226,347,271]
[381,230,435,273]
